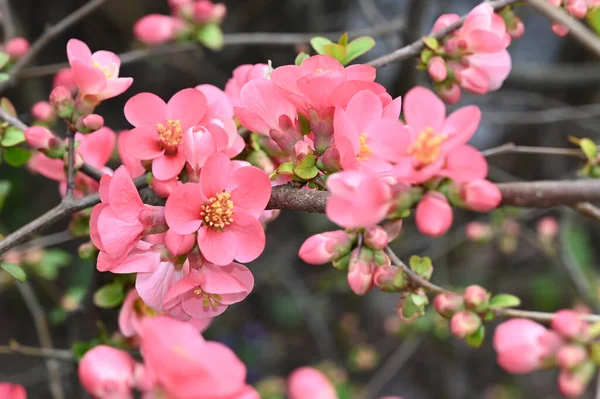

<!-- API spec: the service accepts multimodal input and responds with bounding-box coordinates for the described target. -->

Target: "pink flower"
[493,319,562,374]
[140,316,250,399]
[0,383,26,399]
[565,0,588,19]
[134,14,178,45]
[165,153,271,265]
[298,230,353,265]
[537,216,559,239]
[67,39,133,102]
[225,64,270,108]
[5,37,29,58]
[347,249,376,296]
[193,0,226,23]
[123,88,207,180]
[395,87,486,183]
[552,310,588,340]
[25,126,60,151]
[552,23,569,36]
[182,124,231,181]
[118,130,146,178]
[288,367,337,399]
[556,344,588,370]
[53,67,76,92]
[460,179,502,212]
[334,89,409,174]
[558,370,589,397]
[326,171,393,229]
[31,101,55,122]
[78,345,136,398]
[164,261,254,319]
[415,192,453,237]
[151,176,180,198]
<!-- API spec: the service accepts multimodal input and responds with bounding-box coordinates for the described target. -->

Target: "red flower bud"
[463,285,489,312]
[50,86,75,119]
[76,114,104,133]
[450,310,481,338]
[416,192,453,237]
[364,226,388,250]
[433,292,463,318]
[347,248,376,296]
[460,179,502,212]
[25,126,60,151]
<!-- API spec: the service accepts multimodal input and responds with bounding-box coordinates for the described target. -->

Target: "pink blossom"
[31,101,55,122]
[334,89,409,174]
[415,192,453,237]
[53,67,76,92]
[288,367,337,399]
[0,383,26,399]
[438,83,461,105]
[67,39,133,102]
[5,37,29,58]
[450,310,481,338]
[165,153,271,265]
[299,230,353,265]
[25,126,60,151]
[182,124,231,181]
[565,0,588,18]
[118,130,146,178]
[193,0,226,23]
[558,371,589,397]
[537,216,559,239]
[465,221,493,242]
[163,261,254,319]
[78,345,136,398]
[433,292,463,318]
[123,88,207,180]
[134,14,178,45]
[395,87,486,183]
[552,23,569,36]
[347,249,376,295]
[225,63,270,108]
[493,319,562,374]
[556,344,588,370]
[140,316,249,399]
[364,226,388,250]
[326,171,393,229]
[460,179,502,212]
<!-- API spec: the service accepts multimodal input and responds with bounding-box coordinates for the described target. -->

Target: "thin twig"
[0,105,28,130]
[483,103,600,125]
[528,0,600,59]
[17,282,64,398]
[0,0,108,93]
[366,0,521,68]
[482,143,584,158]
[0,344,73,360]
[0,0,17,40]
[65,127,76,199]
[18,18,406,79]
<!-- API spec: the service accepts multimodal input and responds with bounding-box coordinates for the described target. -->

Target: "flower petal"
[166,88,207,131]
[67,39,93,65]
[165,183,204,235]
[403,86,445,134]
[228,166,271,218]
[124,92,166,127]
[71,61,107,95]
[152,152,186,181]
[123,126,164,160]
[228,209,265,263]
[197,226,237,266]
[199,153,231,198]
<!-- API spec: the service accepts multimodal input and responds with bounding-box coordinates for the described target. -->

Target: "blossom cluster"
[547,0,600,36]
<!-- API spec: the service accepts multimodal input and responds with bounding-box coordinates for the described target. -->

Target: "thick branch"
[366,0,521,68]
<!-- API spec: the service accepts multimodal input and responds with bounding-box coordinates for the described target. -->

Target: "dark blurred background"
[1,0,600,398]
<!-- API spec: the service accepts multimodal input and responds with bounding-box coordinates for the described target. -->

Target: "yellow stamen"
[356,133,372,161]
[407,127,447,166]
[92,61,113,79]
[193,288,223,311]
[200,192,234,230]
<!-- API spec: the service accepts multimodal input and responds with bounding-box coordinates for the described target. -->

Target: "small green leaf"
[93,283,124,308]
[3,146,31,167]
[402,297,419,319]
[293,154,319,180]
[298,113,311,135]
[0,97,16,117]
[580,138,597,161]
[277,161,295,175]
[197,23,224,50]
[0,73,10,82]
[1,127,25,147]
[323,43,347,64]
[344,36,376,64]
[1,263,27,282]
[0,180,11,213]
[420,49,434,65]
[295,52,310,66]
[409,255,433,280]
[410,293,428,307]
[587,7,600,35]
[489,294,521,308]
[466,325,485,348]
[422,36,439,50]
[310,36,333,54]
[338,33,349,46]
[0,52,10,69]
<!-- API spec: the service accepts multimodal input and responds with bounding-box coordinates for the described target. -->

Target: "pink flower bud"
[438,83,461,105]
[151,177,178,198]
[450,310,481,338]
[164,229,196,256]
[194,1,215,23]
[0,383,26,399]
[461,179,502,212]
[5,37,29,58]
[463,285,490,312]
[364,226,388,250]
[457,66,490,95]
[31,101,55,122]
[552,23,569,36]
[428,56,448,83]
[559,371,588,398]
[556,344,588,370]
[76,114,104,133]
[537,216,559,239]
[319,146,342,173]
[211,3,227,23]
[25,126,59,151]
[565,0,588,18]
[78,345,135,398]
[347,249,376,296]
[465,221,493,242]
[50,85,74,118]
[134,14,177,45]
[373,264,407,292]
[415,192,453,237]
[433,292,463,318]
[288,367,337,399]
[508,17,525,39]
[298,230,353,265]
[53,68,76,92]
[552,310,588,340]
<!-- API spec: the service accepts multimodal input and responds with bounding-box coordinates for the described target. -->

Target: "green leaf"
[489,294,521,308]
[295,52,310,66]
[337,32,349,46]
[0,73,10,82]
[0,52,10,70]
[466,325,485,348]
[0,180,11,213]
[410,293,428,307]
[93,283,124,308]
[580,138,597,161]
[1,127,25,147]
[420,49,434,65]
[344,36,376,64]
[587,7,600,35]
[196,23,224,50]
[293,154,319,180]
[402,297,419,319]
[409,255,433,280]
[323,43,347,63]
[3,146,31,167]
[0,97,16,117]
[277,161,295,175]
[422,36,439,50]
[310,36,333,54]
[1,263,27,282]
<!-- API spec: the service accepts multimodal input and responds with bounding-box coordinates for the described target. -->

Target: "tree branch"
[366,0,521,68]
[65,127,75,199]
[0,0,17,40]
[0,344,73,360]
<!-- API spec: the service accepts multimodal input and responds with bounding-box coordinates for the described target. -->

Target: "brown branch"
[0,0,17,40]
[65,127,75,199]
[0,344,73,360]
[528,0,600,59]
[0,0,108,93]
[366,0,521,68]
[482,143,585,158]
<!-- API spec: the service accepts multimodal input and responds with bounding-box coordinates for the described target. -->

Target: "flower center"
[133,298,157,317]
[157,119,183,155]
[356,133,373,161]
[407,127,447,167]
[92,61,115,79]
[193,288,223,311]
[200,192,234,230]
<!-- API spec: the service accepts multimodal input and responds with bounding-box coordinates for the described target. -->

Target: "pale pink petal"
[199,153,231,198]
[164,229,196,255]
[29,153,65,182]
[109,244,160,274]
[228,167,271,217]
[198,226,238,266]
[67,39,93,64]
[71,61,107,95]
[432,14,461,33]
[152,152,186,180]
[124,93,166,127]
[78,127,116,168]
[92,50,121,72]
[441,105,481,146]
[165,183,204,235]
[182,293,229,320]
[90,203,108,251]
[467,30,507,53]
[98,77,133,101]
[439,145,488,182]
[229,209,266,263]
[196,84,234,119]
[163,271,205,309]
[137,261,184,311]
[382,96,402,120]
[201,263,246,295]
[218,263,254,303]
[302,55,345,72]
[109,166,144,222]
[365,119,412,161]
[97,207,144,258]
[346,64,377,81]
[468,51,512,91]
[344,90,383,132]
[403,86,446,133]
[166,88,207,131]
[239,79,297,132]
[123,125,164,160]
[98,174,111,203]
[234,107,270,135]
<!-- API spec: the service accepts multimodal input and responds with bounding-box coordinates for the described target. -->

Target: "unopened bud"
[552,23,569,36]
[310,109,334,154]
[73,96,98,121]
[537,216,559,240]
[78,242,98,261]
[465,221,493,242]
[507,16,525,39]
[76,114,104,133]
[31,101,56,123]
[299,231,354,265]
[450,310,481,338]
[364,226,388,250]
[5,37,29,58]
[557,344,588,370]
[373,264,407,292]
[565,0,588,19]
[50,86,75,119]
[211,3,227,23]
[25,126,60,151]
[347,248,376,296]
[463,285,490,312]
[438,82,461,105]
[318,146,342,173]
[552,310,589,340]
[460,179,502,212]
[433,292,464,318]
[558,362,595,398]
[428,56,448,83]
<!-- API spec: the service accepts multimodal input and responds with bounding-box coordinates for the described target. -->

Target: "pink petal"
[152,152,186,180]
[92,50,121,73]
[365,119,412,161]
[403,86,446,134]
[441,105,481,147]
[90,203,108,251]
[219,262,254,302]
[333,107,360,155]
[329,81,390,109]
[229,209,266,263]
[98,77,133,101]
[302,55,345,72]
[109,166,144,222]
[345,64,377,81]
[199,153,231,198]
[297,72,345,111]
[228,166,271,218]
[182,292,229,318]
[29,153,65,182]
[201,263,246,295]
[97,207,144,259]
[467,30,507,53]
[123,125,164,160]
[432,14,461,33]
[164,230,196,256]
[78,127,116,168]
[234,107,270,135]
[165,183,204,235]
[198,226,238,266]
[71,61,107,95]
[137,261,184,311]
[163,271,206,308]
[124,93,166,127]
[439,145,488,182]
[382,96,402,120]
[196,84,234,119]
[166,88,207,131]
[344,90,383,132]
[67,39,93,65]
[98,174,111,203]
[109,245,161,274]
[468,51,512,91]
